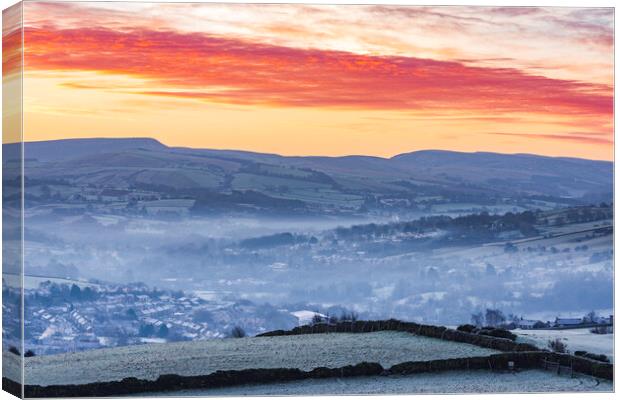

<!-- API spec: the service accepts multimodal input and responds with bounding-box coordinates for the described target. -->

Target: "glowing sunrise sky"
[3,2,615,160]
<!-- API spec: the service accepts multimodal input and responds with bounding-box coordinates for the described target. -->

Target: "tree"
[508,314,520,324]
[139,323,155,337]
[548,338,568,353]
[158,324,169,338]
[311,314,324,325]
[584,310,597,324]
[82,287,95,301]
[229,326,246,338]
[70,284,82,300]
[471,312,484,327]
[24,350,35,357]
[126,308,138,320]
[485,308,506,327]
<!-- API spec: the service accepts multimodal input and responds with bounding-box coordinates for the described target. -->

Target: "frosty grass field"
[516,329,614,362]
[24,331,499,386]
[155,369,612,396]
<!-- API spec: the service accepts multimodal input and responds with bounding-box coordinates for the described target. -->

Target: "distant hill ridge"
[6,137,612,164]
[3,137,612,203]
[5,137,166,162]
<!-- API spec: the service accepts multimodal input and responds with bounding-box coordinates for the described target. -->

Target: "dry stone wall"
[3,320,612,398]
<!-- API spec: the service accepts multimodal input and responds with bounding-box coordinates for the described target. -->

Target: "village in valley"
[3,278,301,356]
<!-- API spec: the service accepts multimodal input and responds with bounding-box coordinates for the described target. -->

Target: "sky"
[3,2,615,160]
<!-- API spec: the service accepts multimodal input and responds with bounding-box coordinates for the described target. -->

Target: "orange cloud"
[23,26,612,121]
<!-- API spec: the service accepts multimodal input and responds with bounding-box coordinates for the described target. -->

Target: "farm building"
[554,318,582,327]
[517,319,540,329]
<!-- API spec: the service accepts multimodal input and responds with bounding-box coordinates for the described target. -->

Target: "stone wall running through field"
[5,351,612,397]
[3,320,613,398]
[258,319,540,352]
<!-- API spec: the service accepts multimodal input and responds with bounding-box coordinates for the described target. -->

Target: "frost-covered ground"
[24,331,499,386]
[3,352,21,383]
[516,328,614,362]
[152,369,612,396]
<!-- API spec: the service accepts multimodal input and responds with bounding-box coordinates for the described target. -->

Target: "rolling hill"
[9,138,612,215]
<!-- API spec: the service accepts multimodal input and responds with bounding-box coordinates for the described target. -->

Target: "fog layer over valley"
[23,205,613,325]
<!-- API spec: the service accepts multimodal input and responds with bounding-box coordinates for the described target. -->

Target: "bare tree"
[548,338,568,353]
[584,311,597,324]
[229,326,246,338]
[485,308,506,327]
[471,312,484,327]
[508,314,521,324]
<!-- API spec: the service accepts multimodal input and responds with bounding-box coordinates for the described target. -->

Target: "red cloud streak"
[21,26,613,117]
[3,28,22,76]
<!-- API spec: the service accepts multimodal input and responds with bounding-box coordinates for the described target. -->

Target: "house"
[136,295,150,303]
[554,317,582,327]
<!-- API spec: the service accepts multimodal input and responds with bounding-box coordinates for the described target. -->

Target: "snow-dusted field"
[516,329,614,362]
[153,369,612,396]
[24,331,499,386]
[3,352,21,383]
